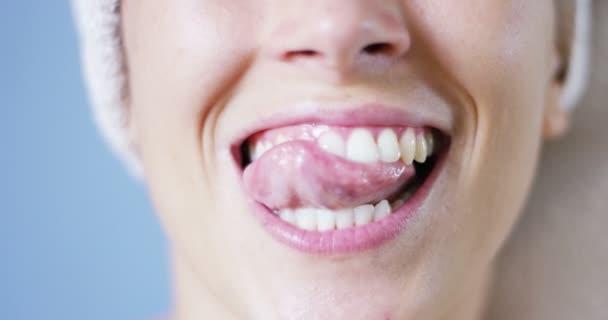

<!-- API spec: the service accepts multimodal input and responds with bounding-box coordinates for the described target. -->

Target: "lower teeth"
[274,190,415,232]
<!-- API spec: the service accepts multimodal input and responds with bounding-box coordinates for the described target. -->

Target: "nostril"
[362,42,397,56]
[284,49,322,60]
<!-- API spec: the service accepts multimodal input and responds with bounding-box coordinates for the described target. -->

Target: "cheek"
[128,1,257,118]
[460,2,552,201]
[410,0,552,174]
[123,1,262,251]
[125,0,258,183]
[412,0,553,257]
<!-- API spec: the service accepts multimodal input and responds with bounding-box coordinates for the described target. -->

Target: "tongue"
[242,140,415,210]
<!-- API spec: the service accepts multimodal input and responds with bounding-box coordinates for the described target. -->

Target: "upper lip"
[230,101,453,152]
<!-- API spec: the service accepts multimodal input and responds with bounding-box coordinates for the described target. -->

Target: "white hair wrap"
[71,0,593,176]
[562,0,593,111]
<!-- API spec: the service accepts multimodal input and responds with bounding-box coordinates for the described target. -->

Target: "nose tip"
[264,1,411,75]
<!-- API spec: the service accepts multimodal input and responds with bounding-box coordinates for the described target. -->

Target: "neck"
[170,250,238,320]
[169,251,491,320]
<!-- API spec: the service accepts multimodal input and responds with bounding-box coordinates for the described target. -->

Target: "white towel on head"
[71,0,593,175]
[72,0,142,175]
[561,0,593,111]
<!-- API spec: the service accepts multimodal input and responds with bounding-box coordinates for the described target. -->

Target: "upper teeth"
[318,130,346,157]
[249,141,273,161]
[400,128,416,165]
[346,129,381,163]
[377,129,401,163]
[250,127,435,165]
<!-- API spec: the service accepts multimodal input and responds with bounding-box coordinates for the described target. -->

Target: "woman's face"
[123,0,565,319]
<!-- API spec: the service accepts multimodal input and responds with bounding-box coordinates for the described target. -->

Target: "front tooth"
[335,209,354,229]
[279,209,296,225]
[316,209,336,231]
[415,134,428,163]
[346,129,380,163]
[296,208,317,231]
[354,204,374,226]
[373,200,391,221]
[377,129,401,163]
[399,128,416,165]
[425,131,435,156]
[318,131,346,157]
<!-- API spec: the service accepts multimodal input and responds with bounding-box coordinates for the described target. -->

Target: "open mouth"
[234,115,449,254]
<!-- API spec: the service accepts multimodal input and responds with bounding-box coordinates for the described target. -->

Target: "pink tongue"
[242,140,415,210]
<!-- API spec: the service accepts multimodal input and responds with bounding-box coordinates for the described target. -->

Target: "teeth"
[399,128,416,165]
[250,127,436,165]
[390,189,415,212]
[311,125,330,138]
[317,209,337,231]
[425,131,435,156]
[279,209,296,224]
[353,204,374,226]
[391,199,405,211]
[263,142,273,154]
[346,129,380,163]
[277,198,397,231]
[373,200,391,221]
[275,134,288,145]
[248,142,260,161]
[296,208,317,231]
[377,129,401,163]
[318,131,346,157]
[335,208,355,229]
[249,141,273,162]
[414,134,428,163]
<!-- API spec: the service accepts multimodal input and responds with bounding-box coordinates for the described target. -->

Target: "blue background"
[1,2,171,319]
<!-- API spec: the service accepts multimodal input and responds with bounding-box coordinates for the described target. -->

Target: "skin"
[121,0,570,319]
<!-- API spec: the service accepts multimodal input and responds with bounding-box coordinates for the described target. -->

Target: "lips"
[234,107,449,254]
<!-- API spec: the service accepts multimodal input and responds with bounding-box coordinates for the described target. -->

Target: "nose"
[262,0,411,77]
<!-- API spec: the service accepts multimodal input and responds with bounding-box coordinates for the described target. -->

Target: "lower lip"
[247,151,447,256]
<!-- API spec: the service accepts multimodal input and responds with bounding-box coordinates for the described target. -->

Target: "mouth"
[232,107,450,255]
